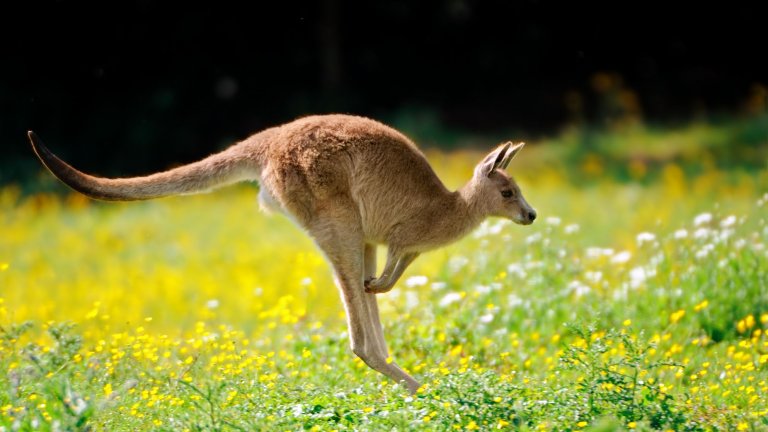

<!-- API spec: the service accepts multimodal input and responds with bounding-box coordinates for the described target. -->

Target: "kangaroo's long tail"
[28,131,259,201]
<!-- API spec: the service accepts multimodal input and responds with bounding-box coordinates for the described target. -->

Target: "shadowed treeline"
[2,1,766,182]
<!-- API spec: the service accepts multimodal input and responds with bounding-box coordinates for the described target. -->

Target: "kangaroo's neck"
[414,181,488,250]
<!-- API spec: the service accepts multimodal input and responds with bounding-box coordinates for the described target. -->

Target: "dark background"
[2,0,765,180]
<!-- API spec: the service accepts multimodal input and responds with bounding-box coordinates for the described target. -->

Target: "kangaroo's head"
[469,142,537,225]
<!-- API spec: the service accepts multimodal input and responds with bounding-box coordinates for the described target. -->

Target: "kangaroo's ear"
[475,142,511,178]
[500,142,525,169]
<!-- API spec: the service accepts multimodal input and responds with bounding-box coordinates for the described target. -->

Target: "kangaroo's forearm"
[365,252,419,293]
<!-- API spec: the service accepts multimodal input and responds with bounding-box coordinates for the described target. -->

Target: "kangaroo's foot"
[364,276,394,294]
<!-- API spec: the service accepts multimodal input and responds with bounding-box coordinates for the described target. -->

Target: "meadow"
[1,117,767,431]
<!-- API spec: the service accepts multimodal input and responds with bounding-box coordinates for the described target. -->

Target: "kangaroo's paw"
[364,277,393,294]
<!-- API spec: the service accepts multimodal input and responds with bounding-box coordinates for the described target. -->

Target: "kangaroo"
[28,114,536,394]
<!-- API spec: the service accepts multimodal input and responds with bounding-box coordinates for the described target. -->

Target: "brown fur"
[29,114,536,394]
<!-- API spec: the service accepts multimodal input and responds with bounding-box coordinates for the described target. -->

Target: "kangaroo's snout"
[517,208,536,225]
[527,209,537,222]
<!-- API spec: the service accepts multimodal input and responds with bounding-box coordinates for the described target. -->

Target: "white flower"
[475,284,491,294]
[696,243,715,259]
[439,292,463,307]
[448,255,469,273]
[479,313,494,323]
[206,299,220,309]
[628,267,655,288]
[567,280,590,297]
[720,215,737,228]
[405,275,428,287]
[636,232,656,246]
[507,294,523,307]
[694,228,711,239]
[586,247,614,258]
[545,216,561,226]
[526,232,542,244]
[584,271,603,284]
[489,220,510,235]
[694,212,712,226]
[564,224,580,234]
[674,229,688,239]
[507,262,527,278]
[431,281,447,291]
[611,251,632,264]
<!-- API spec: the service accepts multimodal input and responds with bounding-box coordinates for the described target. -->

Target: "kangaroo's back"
[258,115,450,231]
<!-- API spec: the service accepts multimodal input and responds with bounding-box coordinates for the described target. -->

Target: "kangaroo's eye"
[501,190,514,198]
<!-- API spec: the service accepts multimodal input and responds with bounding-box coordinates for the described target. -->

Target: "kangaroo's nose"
[528,210,537,222]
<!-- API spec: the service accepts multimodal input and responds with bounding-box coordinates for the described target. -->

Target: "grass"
[1,118,767,431]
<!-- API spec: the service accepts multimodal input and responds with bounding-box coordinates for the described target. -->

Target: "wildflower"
[670,309,686,324]
[431,281,447,290]
[584,271,602,284]
[674,229,688,239]
[526,232,542,244]
[586,247,613,258]
[405,275,428,287]
[693,228,711,239]
[564,224,580,234]
[507,294,524,307]
[577,421,588,428]
[206,299,220,309]
[629,267,653,288]
[498,419,510,428]
[611,251,631,264]
[694,212,712,226]
[720,215,737,227]
[567,280,590,297]
[627,421,637,429]
[636,232,656,245]
[694,300,708,312]
[439,292,463,307]
[623,319,632,326]
[545,216,561,226]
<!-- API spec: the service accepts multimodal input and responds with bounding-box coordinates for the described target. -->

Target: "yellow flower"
[103,383,113,397]
[628,421,637,429]
[694,300,708,311]
[466,420,480,430]
[669,309,685,324]
[497,419,510,428]
[577,421,588,427]
[623,319,632,326]
[737,422,748,431]
[449,345,463,357]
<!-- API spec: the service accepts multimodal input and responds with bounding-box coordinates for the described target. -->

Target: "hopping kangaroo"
[28,114,536,394]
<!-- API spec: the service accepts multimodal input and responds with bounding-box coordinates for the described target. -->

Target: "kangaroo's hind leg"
[307,208,420,394]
